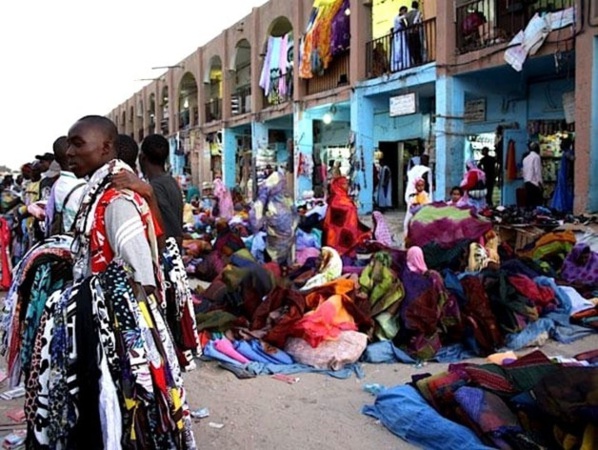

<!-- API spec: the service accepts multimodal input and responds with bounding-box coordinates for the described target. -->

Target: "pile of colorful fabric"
[363,350,598,449]
[191,198,598,378]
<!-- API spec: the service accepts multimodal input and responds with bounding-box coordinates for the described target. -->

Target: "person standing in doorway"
[406,1,423,66]
[522,141,543,208]
[376,158,392,211]
[479,147,497,206]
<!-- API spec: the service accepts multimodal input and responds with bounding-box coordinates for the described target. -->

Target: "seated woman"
[561,244,598,293]
[446,186,467,207]
[395,246,460,360]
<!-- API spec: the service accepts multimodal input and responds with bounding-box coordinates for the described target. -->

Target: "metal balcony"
[455,0,574,54]
[365,18,437,79]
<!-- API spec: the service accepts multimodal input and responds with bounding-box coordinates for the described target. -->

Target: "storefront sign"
[464,98,486,123]
[389,93,417,117]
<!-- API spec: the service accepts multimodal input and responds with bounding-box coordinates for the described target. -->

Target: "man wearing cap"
[35,152,60,200]
[34,152,55,173]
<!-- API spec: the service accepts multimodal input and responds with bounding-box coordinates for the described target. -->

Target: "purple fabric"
[330,0,350,56]
[561,244,598,287]
[408,204,493,249]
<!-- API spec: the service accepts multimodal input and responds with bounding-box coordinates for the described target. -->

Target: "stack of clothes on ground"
[192,198,598,379]
[363,349,598,449]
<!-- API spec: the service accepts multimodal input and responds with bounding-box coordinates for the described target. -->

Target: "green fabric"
[359,251,404,340]
[412,204,474,224]
[195,310,238,332]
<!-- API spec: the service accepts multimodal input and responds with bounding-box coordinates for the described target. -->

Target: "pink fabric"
[214,339,251,364]
[406,246,428,274]
[296,247,321,266]
[213,178,234,220]
[372,211,393,247]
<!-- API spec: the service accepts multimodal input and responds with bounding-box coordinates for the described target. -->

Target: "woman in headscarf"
[395,246,460,360]
[213,176,234,220]
[460,160,487,211]
[323,176,371,256]
[250,171,298,266]
[561,244,598,291]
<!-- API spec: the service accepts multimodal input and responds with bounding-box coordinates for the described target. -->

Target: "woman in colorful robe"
[323,176,371,256]
[250,171,298,266]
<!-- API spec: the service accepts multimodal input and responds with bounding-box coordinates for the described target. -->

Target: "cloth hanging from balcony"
[299,0,347,79]
[259,32,294,101]
[330,0,350,57]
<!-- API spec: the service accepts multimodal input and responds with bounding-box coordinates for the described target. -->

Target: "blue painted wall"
[294,110,314,200]
[222,128,237,188]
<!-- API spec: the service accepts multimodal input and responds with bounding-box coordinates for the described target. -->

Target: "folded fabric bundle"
[213,338,251,364]
[363,385,493,450]
[234,340,294,365]
[202,340,244,367]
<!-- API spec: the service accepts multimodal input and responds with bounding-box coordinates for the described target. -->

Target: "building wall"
[105,0,597,214]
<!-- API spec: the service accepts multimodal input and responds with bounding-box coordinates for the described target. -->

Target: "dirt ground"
[0,334,596,448]
[185,333,598,450]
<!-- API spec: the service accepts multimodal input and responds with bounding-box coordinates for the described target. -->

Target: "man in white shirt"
[45,136,86,235]
[522,141,543,208]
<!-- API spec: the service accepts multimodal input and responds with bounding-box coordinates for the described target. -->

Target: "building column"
[575,28,598,213]
[293,106,313,200]
[167,71,176,136]
[222,127,237,188]
[434,74,465,201]
[349,0,371,83]
[350,89,374,214]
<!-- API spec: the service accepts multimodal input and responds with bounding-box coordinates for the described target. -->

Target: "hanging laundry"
[505,139,518,181]
[259,32,294,102]
[299,0,345,79]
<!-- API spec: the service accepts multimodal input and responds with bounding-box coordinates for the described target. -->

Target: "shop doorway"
[377,139,423,210]
[377,141,399,210]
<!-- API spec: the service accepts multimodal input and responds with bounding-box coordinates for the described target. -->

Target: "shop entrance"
[377,139,423,210]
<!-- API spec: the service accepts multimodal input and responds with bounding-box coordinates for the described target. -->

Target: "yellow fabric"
[171,388,185,430]
[581,424,598,450]
[139,302,154,328]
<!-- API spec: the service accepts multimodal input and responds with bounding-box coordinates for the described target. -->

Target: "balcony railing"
[205,98,222,122]
[456,0,574,54]
[232,86,252,115]
[305,51,350,95]
[365,18,436,79]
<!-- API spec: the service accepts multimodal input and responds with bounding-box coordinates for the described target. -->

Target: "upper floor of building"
[108,0,589,140]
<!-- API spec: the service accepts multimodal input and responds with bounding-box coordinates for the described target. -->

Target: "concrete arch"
[204,55,223,84]
[231,39,252,114]
[261,16,294,62]
[161,85,170,134]
[148,92,156,132]
[268,15,293,38]
[231,38,251,71]
[178,72,198,129]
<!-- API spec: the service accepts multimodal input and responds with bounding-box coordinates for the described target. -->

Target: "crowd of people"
[0,110,594,449]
